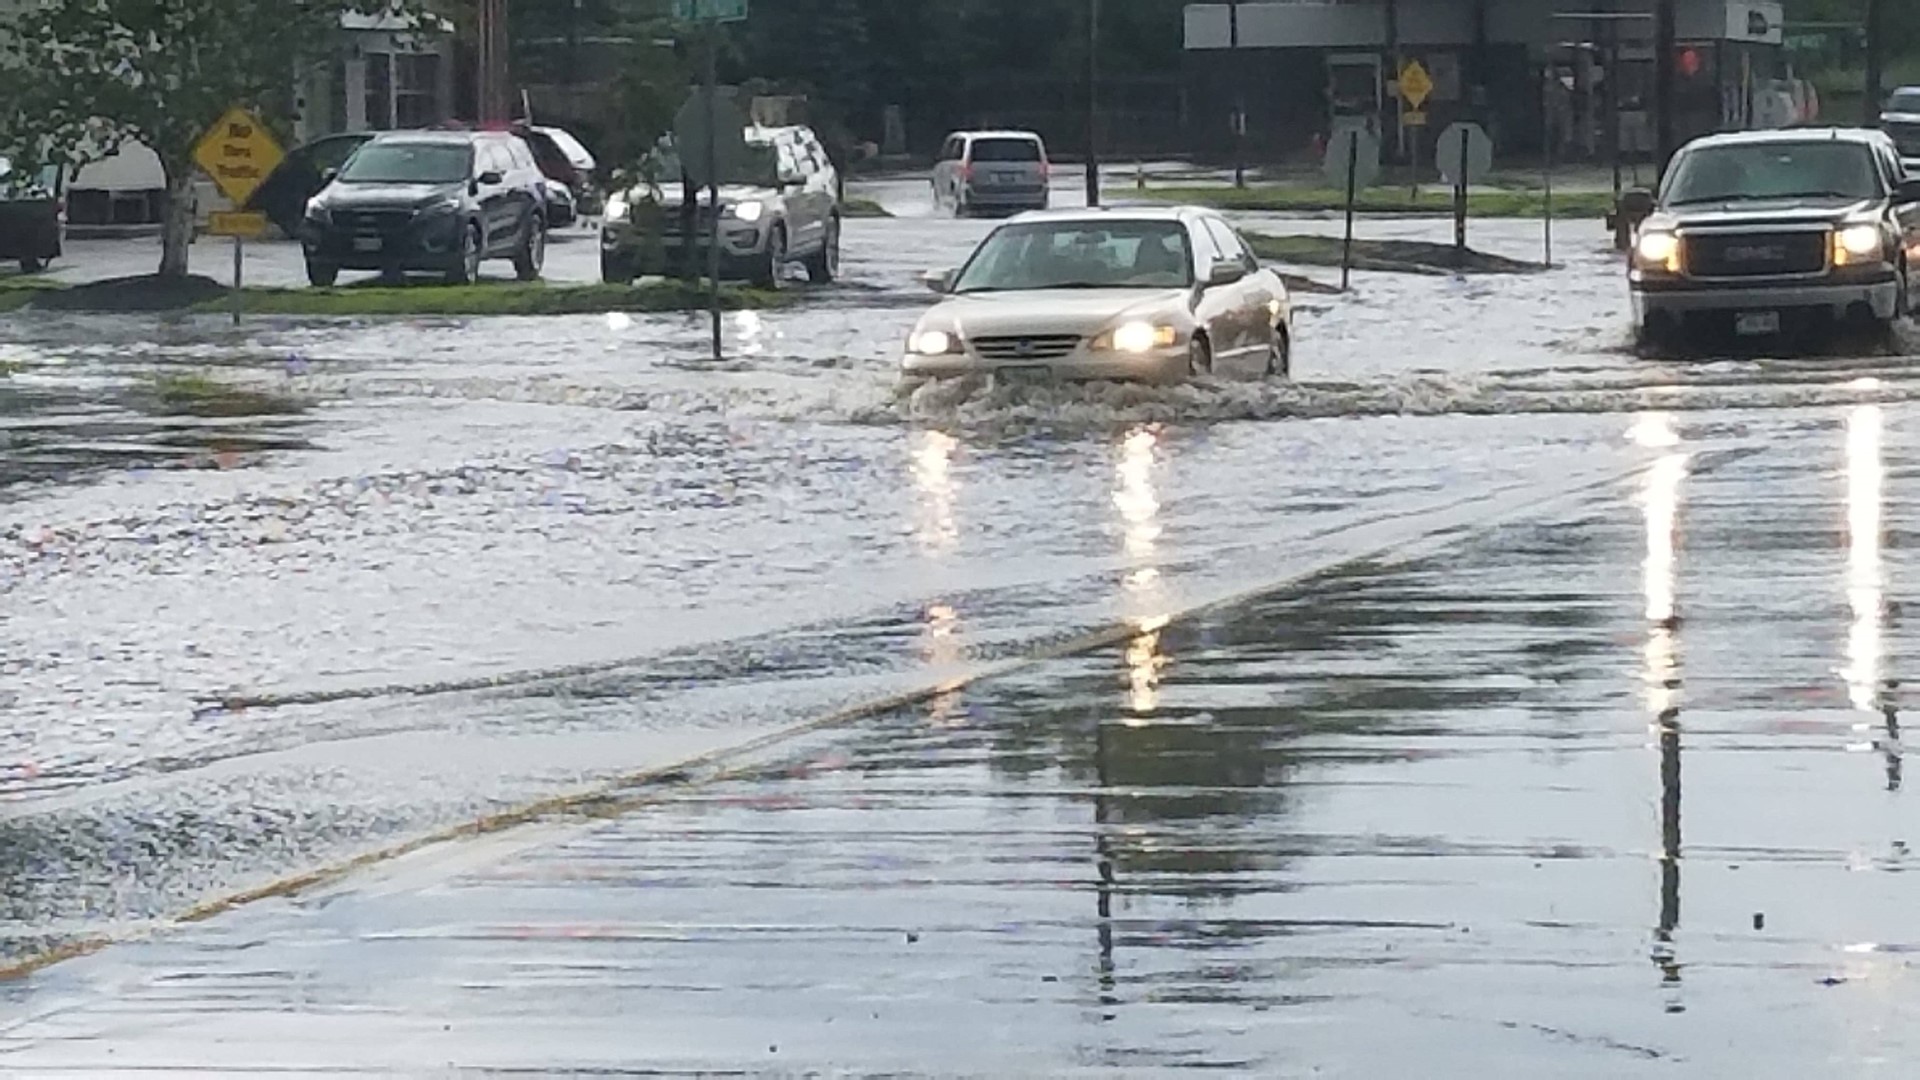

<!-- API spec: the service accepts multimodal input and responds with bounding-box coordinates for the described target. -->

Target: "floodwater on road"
[1,182,1918,1072]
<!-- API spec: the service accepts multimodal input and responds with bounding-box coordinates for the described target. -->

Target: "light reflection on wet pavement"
[4,407,1917,1074]
[2,196,1919,1071]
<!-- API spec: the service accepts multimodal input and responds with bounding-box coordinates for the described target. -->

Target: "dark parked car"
[248,132,373,239]
[1629,128,1920,348]
[1881,86,1920,173]
[300,130,549,286]
[0,158,63,273]
[515,123,599,220]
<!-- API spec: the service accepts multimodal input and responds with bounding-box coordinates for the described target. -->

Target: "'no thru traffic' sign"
[192,108,284,206]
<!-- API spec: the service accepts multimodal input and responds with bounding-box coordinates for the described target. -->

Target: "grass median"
[202,279,790,317]
[4,274,788,317]
[1125,184,1616,218]
[1243,231,1542,275]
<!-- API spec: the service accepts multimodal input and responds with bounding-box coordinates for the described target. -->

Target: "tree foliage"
[511,0,1188,160]
[0,0,426,277]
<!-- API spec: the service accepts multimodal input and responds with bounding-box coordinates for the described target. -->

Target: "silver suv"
[600,125,840,288]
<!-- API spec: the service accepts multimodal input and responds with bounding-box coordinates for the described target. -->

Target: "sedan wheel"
[1265,326,1292,379]
[1187,335,1213,379]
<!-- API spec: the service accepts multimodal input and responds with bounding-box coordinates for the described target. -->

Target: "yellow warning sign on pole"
[208,211,270,238]
[191,108,284,206]
[1399,60,1434,111]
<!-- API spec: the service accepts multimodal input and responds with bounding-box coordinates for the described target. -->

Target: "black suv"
[1630,128,1920,346]
[300,131,548,286]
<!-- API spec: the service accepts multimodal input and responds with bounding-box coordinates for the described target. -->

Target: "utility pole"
[1385,0,1402,162]
[1229,0,1245,188]
[1654,0,1676,175]
[1865,0,1885,124]
[704,18,721,360]
[477,0,511,125]
[1085,0,1101,207]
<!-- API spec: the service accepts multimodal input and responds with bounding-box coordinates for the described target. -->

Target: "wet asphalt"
[2,170,1919,1074]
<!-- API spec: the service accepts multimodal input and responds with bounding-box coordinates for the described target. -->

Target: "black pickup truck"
[1628,128,1920,347]
[0,159,63,273]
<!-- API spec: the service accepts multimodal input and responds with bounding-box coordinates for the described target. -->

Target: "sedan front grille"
[1685,231,1827,278]
[970,334,1081,361]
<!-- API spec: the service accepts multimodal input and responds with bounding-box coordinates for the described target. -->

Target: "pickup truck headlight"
[1834,224,1883,265]
[303,200,331,225]
[1634,231,1680,273]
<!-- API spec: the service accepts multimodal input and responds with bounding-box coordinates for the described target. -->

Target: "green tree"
[0,0,425,279]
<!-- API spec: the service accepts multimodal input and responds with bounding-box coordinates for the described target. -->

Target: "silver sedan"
[902,207,1293,385]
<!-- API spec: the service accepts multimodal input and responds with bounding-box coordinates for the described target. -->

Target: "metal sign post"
[1435,122,1493,271]
[1399,60,1433,198]
[673,0,749,361]
[1543,69,1555,268]
[193,109,283,326]
[1342,135,1360,291]
[704,21,721,360]
[1322,128,1379,292]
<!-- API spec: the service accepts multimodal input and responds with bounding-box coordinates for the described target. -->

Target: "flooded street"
[3,183,1920,1073]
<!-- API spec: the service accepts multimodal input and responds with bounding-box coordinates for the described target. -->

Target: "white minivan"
[932,130,1049,217]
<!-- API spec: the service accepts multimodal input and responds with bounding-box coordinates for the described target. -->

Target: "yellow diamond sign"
[1399,60,1434,110]
[192,108,284,206]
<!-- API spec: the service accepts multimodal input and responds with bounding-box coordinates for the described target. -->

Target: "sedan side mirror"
[920,268,955,294]
[1206,259,1246,287]
[1898,178,1920,205]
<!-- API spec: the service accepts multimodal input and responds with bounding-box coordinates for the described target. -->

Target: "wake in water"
[855,357,1920,434]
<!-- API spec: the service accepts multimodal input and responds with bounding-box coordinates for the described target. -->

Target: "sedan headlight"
[1835,224,1883,265]
[910,329,961,355]
[729,200,765,224]
[1095,321,1179,354]
[604,195,630,223]
[1634,231,1680,273]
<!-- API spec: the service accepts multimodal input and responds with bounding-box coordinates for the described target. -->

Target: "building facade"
[1183,0,1789,165]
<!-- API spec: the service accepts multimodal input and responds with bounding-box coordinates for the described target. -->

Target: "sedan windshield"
[953,220,1193,292]
[1663,142,1883,205]
[1887,90,1920,113]
[338,143,471,184]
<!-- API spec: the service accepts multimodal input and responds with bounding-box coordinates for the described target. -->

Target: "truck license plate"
[353,236,382,253]
[1734,311,1780,336]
